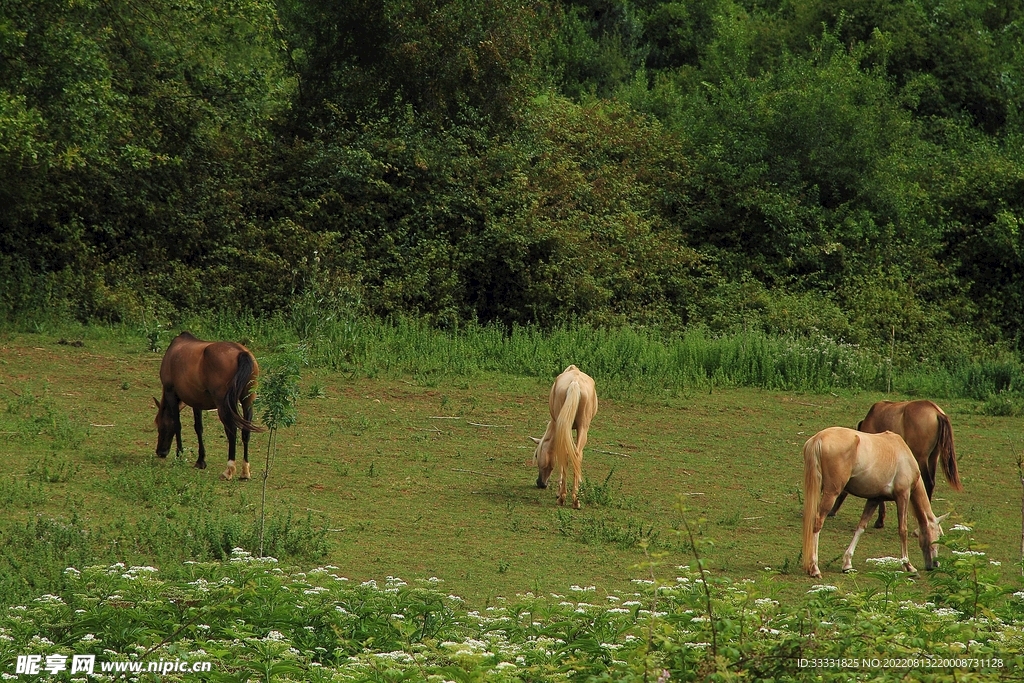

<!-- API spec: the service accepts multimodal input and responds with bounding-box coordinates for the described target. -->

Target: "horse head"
[920,512,950,570]
[153,396,178,457]
[530,432,553,489]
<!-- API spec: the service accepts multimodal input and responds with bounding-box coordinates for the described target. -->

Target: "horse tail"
[936,412,962,492]
[224,351,266,433]
[554,381,582,485]
[802,435,822,574]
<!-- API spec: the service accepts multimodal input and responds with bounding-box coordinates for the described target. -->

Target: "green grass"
[2,328,1024,611]
[4,324,1024,680]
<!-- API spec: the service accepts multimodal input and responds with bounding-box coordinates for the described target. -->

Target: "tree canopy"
[2,0,1023,360]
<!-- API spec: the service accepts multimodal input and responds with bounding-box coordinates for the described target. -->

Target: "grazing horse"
[154,332,264,480]
[802,427,947,578]
[830,400,962,528]
[530,365,598,509]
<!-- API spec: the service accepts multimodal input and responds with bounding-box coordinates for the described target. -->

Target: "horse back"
[549,365,597,427]
[819,427,910,500]
[860,400,942,460]
[160,333,255,409]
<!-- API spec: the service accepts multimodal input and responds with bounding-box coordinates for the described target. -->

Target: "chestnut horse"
[154,332,264,480]
[802,427,947,578]
[530,365,598,509]
[830,400,962,528]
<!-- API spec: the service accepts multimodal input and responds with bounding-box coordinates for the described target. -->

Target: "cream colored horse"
[802,427,947,578]
[830,399,962,528]
[531,365,598,509]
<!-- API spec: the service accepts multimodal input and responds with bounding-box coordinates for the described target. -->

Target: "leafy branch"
[255,347,301,558]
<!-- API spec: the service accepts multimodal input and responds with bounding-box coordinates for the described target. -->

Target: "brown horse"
[802,427,947,578]
[154,332,264,480]
[830,400,962,527]
[530,365,598,509]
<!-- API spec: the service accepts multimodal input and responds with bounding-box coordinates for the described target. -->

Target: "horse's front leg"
[895,494,916,574]
[843,499,880,572]
[193,407,206,469]
[171,397,183,456]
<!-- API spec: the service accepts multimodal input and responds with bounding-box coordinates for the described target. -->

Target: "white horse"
[531,365,598,509]
[830,399,962,528]
[802,427,947,578]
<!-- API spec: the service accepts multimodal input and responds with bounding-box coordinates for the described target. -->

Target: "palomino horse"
[530,365,598,509]
[802,427,947,578]
[829,400,962,528]
[154,332,264,480]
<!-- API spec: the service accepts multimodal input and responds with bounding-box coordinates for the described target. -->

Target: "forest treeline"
[2,0,1023,365]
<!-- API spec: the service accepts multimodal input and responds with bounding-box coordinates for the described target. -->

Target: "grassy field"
[2,328,1023,612]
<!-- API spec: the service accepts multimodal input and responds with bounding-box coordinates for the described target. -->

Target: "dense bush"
[2,0,1024,362]
[1,543,1022,681]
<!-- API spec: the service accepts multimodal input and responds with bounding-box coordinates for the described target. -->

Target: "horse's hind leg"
[571,426,589,510]
[239,401,253,480]
[874,501,886,529]
[843,499,880,572]
[828,491,848,517]
[218,407,238,481]
[193,407,206,469]
[809,487,843,575]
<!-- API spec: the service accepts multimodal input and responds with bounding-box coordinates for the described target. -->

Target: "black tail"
[223,352,266,433]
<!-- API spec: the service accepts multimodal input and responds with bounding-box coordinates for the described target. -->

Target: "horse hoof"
[220,471,233,481]
[572,500,581,510]
[842,568,856,574]
[194,461,206,470]
[874,522,885,529]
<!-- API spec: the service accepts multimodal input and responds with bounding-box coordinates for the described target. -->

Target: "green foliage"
[1,552,1022,681]
[258,348,302,432]
[2,0,1024,367]
[579,468,617,507]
